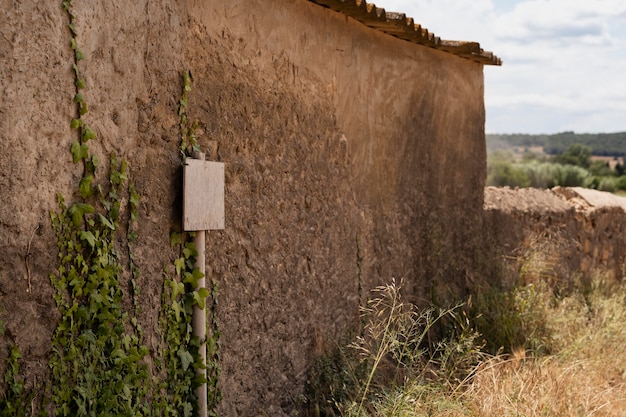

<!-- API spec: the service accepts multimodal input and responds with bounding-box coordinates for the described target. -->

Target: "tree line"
[487,143,626,192]
[487,131,626,156]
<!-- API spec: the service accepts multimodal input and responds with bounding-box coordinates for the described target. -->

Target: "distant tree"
[521,150,538,162]
[599,177,616,192]
[487,163,530,187]
[584,176,601,189]
[616,175,626,191]
[552,144,592,168]
[588,160,614,177]
[554,164,589,187]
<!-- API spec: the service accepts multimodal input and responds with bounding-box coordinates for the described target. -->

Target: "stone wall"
[484,187,626,284]
[0,1,488,415]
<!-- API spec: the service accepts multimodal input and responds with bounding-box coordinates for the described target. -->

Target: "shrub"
[598,176,616,192]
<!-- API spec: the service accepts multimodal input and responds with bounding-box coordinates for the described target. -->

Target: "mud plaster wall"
[0,0,487,415]
[484,187,626,284]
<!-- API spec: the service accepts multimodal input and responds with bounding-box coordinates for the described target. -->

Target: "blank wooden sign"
[183,159,225,231]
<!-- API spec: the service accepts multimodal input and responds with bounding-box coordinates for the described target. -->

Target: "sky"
[371,0,626,134]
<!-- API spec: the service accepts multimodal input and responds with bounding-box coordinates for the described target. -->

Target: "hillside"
[487,132,626,156]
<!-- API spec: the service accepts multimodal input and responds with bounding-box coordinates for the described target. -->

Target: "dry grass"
[464,354,626,416]
[386,277,626,417]
[461,279,626,417]
[307,274,626,417]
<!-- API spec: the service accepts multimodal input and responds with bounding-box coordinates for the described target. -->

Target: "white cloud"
[369,0,626,133]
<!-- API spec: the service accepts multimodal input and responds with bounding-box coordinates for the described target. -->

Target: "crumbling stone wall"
[0,0,488,415]
[484,187,626,283]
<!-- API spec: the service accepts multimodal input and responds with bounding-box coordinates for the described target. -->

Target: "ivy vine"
[0,345,35,417]
[3,2,223,416]
[179,70,222,415]
[47,1,149,415]
[155,233,205,416]
[153,70,222,416]
[178,70,200,158]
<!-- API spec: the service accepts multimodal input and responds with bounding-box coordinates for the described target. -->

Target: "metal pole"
[191,151,207,417]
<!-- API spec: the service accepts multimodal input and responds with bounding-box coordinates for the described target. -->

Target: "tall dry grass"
[306,271,626,417]
[463,278,626,417]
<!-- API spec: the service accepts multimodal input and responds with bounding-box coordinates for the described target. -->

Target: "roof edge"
[309,0,502,66]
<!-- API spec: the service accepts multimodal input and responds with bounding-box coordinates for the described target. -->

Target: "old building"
[0,0,499,414]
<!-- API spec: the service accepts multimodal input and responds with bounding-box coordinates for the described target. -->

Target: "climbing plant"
[0,346,33,417]
[44,2,221,416]
[47,1,149,415]
[178,70,201,158]
[154,70,222,416]
[155,233,205,416]
[179,70,222,414]
[49,164,148,416]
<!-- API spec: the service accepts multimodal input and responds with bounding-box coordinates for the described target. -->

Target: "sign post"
[183,151,225,417]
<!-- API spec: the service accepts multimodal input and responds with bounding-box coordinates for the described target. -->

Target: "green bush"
[616,175,626,191]
[552,163,589,187]
[552,144,592,168]
[487,159,530,188]
[588,160,614,177]
[598,177,616,192]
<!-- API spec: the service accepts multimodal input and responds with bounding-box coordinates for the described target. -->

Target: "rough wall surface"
[484,187,626,283]
[0,0,487,415]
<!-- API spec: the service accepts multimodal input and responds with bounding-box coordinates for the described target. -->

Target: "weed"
[306,281,482,417]
[0,346,34,417]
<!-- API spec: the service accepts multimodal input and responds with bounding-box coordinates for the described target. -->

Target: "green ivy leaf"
[98,214,115,230]
[177,348,194,371]
[183,402,193,417]
[171,281,185,300]
[68,203,95,226]
[170,232,182,247]
[192,288,209,309]
[75,49,85,61]
[82,126,96,142]
[76,78,85,89]
[183,71,192,90]
[80,230,96,245]
[79,175,93,198]
[171,300,182,322]
[70,140,89,163]
[129,185,140,208]
[174,257,185,276]
[182,243,198,260]
[70,118,82,129]
[183,272,196,288]
[183,267,204,288]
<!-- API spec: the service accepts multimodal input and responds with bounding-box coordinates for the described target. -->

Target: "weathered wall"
[0,0,487,415]
[484,187,626,284]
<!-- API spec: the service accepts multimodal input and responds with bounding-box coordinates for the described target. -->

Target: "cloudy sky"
[372,0,626,134]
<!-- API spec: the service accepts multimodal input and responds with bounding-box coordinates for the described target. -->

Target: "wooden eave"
[309,0,502,66]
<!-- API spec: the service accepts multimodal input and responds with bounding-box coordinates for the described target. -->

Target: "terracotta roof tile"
[309,0,502,65]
